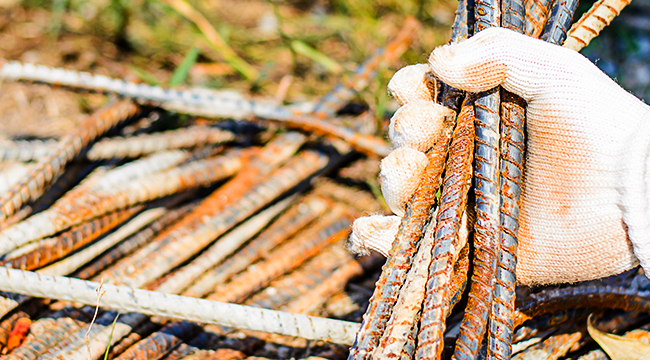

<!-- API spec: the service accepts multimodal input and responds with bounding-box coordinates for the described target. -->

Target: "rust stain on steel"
[114,321,200,360]
[207,209,352,304]
[512,325,583,360]
[348,109,456,360]
[489,89,527,360]
[246,241,352,310]
[2,317,84,360]
[85,125,235,160]
[2,206,142,271]
[73,201,197,280]
[416,96,475,360]
[283,254,383,315]
[181,193,330,298]
[0,100,139,222]
[525,0,553,37]
[514,285,650,328]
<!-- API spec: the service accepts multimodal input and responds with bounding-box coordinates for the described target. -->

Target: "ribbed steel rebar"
[488,89,526,360]
[85,126,234,160]
[514,285,650,327]
[0,150,243,255]
[375,214,436,359]
[524,0,553,37]
[311,16,420,118]
[0,140,58,162]
[207,212,351,304]
[0,267,360,345]
[114,321,200,360]
[182,194,329,298]
[563,0,631,51]
[2,206,142,271]
[246,242,352,310]
[282,254,383,315]
[97,150,328,289]
[539,0,580,45]
[511,326,582,360]
[417,97,475,360]
[0,61,389,157]
[0,100,139,222]
[0,317,83,360]
[70,203,195,279]
[347,109,456,359]
[451,1,502,357]
[154,196,295,294]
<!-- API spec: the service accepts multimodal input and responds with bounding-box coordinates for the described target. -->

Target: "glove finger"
[427,27,600,102]
[389,100,453,153]
[380,147,428,217]
[387,64,437,106]
[348,215,401,257]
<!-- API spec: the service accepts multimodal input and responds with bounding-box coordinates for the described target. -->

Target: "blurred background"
[1,0,648,140]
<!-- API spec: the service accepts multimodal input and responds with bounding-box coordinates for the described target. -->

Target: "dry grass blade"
[161,0,258,80]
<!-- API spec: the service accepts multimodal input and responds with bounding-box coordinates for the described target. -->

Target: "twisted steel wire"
[0,100,139,222]
[347,109,456,359]
[416,98,475,360]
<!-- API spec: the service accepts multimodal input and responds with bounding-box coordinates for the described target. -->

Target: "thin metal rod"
[0,267,360,345]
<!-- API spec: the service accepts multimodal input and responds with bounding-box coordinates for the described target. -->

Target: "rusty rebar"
[451,1,502,357]
[2,206,142,271]
[246,242,352,310]
[73,201,197,280]
[488,89,526,360]
[540,0,580,45]
[181,193,329,298]
[0,100,139,222]
[85,126,235,160]
[207,211,351,304]
[347,108,456,359]
[114,321,201,360]
[97,150,328,289]
[417,96,475,360]
[514,285,650,327]
[524,0,553,37]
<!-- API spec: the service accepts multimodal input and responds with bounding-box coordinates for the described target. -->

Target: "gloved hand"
[349,27,650,286]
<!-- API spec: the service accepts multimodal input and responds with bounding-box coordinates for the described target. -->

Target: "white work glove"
[349,28,650,286]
